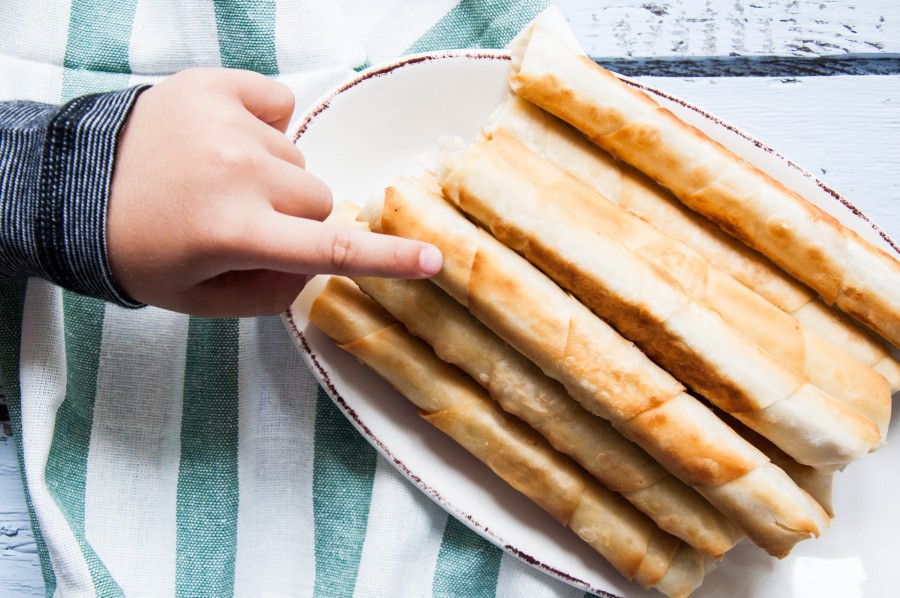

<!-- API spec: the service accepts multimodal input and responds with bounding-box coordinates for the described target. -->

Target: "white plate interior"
[285,53,899,598]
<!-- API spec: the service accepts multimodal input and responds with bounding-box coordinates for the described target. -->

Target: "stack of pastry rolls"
[481,94,900,402]
[310,274,712,597]
[490,72,900,396]
[435,134,886,465]
[507,24,900,355]
[303,24,897,597]
[361,176,830,560]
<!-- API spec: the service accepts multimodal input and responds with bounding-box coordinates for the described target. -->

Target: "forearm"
[0,86,148,306]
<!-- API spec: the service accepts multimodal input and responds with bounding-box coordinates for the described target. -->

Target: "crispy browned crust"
[617,396,764,487]
[437,134,882,464]
[617,162,815,313]
[509,24,900,349]
[477,239,691,419]
[362,177,830,556]
[309,276,709,595]
[484,93,900,395]
[354,275,744,557]
[308,275,396,345]
[424,400,586,525]
[381,176,684,422]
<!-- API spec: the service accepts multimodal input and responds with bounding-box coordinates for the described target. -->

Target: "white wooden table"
[2,1,898,595]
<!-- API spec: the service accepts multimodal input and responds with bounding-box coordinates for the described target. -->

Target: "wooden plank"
[556,0,900,59]
[0,435,43,597]
[594,54,900,77]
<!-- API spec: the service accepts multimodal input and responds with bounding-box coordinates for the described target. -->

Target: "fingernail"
[419,245,443,276]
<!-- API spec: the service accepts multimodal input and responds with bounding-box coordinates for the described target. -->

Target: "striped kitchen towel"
[0,1,595,596]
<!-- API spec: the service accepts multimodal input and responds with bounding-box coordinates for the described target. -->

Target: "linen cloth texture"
[0,1,594,596]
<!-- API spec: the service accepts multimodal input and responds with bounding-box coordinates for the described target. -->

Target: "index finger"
[236,212,443,279]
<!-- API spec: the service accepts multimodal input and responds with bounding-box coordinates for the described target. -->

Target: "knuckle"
[386,237,411,265]
[326,231,357,272]
[216,209,261,258]
[273,136,306,169]
[207,143,260,174]
[180,68,225,97]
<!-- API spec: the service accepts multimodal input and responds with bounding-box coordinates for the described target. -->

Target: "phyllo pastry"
[508,24,900,350]
[309,276,711,597]
[435,134,886,457]
[361,176,830,557]
[480,94,900,393]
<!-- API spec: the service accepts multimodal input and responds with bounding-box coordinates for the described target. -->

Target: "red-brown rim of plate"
[292,49,898,255]
[287,51,625,597]
[285,49,897,598]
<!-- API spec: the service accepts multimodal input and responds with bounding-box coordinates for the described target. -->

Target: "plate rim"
[287,51,628,595]
[281,301,621,597]
[289,48,512,144]
[289,49,898,255]
[284,49,897,597]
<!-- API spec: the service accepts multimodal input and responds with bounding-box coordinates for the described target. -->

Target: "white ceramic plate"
[283,51,899,597]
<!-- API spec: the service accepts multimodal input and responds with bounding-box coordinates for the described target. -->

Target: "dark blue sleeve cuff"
[0,86,149,307]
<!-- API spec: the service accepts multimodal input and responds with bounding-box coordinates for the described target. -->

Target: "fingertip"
[269,81,296,131]
[301,172,333,221]
[418,245,443,276]
[267,164,333,221]
[234,71,296,131]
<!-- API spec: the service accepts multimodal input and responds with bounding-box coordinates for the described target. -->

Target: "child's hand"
[107,68,442,317]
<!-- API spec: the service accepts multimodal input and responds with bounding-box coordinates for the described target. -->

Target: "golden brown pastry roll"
[442,133,890,440]
[482,94,900,393]
[717,410,834,518]
[436,136,882,468]
[361,176,830,557]
[353,274,744,557]
[508,24,900,350]
[309,276,710,597]
[790,299,900,391]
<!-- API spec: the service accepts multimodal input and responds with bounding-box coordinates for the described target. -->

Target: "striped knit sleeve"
[0,86,149,307]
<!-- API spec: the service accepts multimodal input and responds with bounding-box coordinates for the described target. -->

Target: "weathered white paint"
[556,0,900,58]
[2,2,899,595]
[0,435,44,597]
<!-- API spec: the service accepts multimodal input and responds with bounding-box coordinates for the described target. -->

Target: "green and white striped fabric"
[0,1,596,595]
